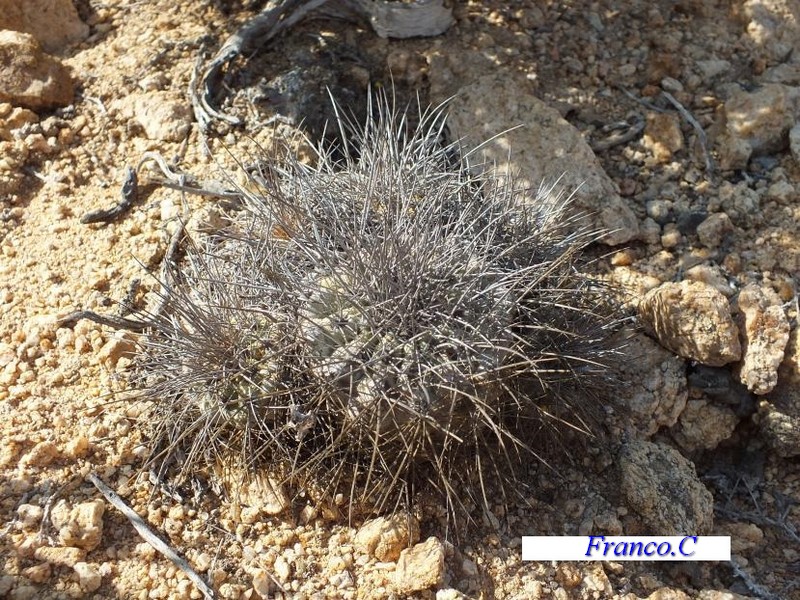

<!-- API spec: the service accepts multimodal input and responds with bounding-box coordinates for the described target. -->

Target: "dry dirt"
[1,0,800,599]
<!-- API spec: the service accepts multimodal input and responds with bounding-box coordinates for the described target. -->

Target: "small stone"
[643,112,684,162]
[240,506,261,525]
[638,280,741,366]
[735,285,790,395]
[610,250,634,266]
[766,180,794,203]
[760,321,800,456]
[73,562,102,592]
[64,435,89,459]
[660,224,681,249]
[22,563,51,583]
[443,72,638,245]
[620,439,713,534]
[684,265,734,297]
[0,30,74,109]
[34,545,86,567]
[695,59,731,81]
[696,213,734,248]
[556,564,582,589]
[640,218,662,245]
[716,84,797,169]
[355,513,420,562]
[742,1,796,62]
[252,569,273,597]
[0,0,89,52]
[436,589,467,600]
[19,441,59,468]
[660,77,683,93]
[645,199,672,224]
[17,504,43,530]
[9,584,37,600]
[672,399,738,452]
[394,537,445,594]
[237,476,289,516]
[97,330,136,368]
[273,556,291,583]
[330,570,354,589]
[461,558,478,578]
[218,583,247,599]
[54,499,105,551]
[790,123,800,164]
[717,135,753,171]
[647,589,690,600]
[583,563,611,594]
[299,505,317,525]
[722,522,763,553]
[113,91,192,142]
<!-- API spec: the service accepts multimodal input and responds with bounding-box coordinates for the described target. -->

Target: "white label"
[522,536,731,561]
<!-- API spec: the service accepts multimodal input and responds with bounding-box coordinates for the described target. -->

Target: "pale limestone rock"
[638,280,741,366]
[34,545,86,568]
[0,31,74,110]
[715,83,800,169]
[643,112,684,163]
[19,441,59,468]
[16,504,43,530]
[720,522,764,553]
[695,59,732,82]
[684,265,735,297]
[735,285,790,394]
[232,475,289,516]
[620,439,714,534]
[51,499,104,551]
[73,562,102,593]
[441,72,639,245]
[355,513,420,562]
[22,563,51,584]
[113,91,192,142]
[614,332,687,437]
[696,213,734,249]
[97,330,137,368]
[0,0,88,52]
[741,0,799,63]
[672,399,738,452]
[394,537,445,594]
[759,324,800,456]
[790,123,800,164]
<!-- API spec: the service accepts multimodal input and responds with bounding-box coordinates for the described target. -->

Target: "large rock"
[0,0,88,52]
[735,285,790,395]
[740,0,799,63]
[614,332,688,437]
[620,439,713,535]
[394,537,445,594]
[638,280,741,366]
[671,398,738,452]
[112,91,192,142]
[715,83,800,170]
[0,30,74,110]
[354,513,420,562]
[759,324,800,457]
[442,73,639,245]
[50,499,105,551]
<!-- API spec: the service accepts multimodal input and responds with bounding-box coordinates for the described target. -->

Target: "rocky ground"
[1,0,799,598]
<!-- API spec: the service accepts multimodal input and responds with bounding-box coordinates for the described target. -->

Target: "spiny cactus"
[134,92,623,518]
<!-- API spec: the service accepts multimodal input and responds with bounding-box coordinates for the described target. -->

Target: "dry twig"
[87,472,216,600]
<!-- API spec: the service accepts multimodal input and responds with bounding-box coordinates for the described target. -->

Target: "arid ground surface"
[1,0,799,598]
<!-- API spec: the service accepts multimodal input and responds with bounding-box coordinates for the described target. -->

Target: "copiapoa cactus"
[134,92,623,518]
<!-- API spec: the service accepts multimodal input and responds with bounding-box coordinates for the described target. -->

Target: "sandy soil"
[1,0,799,598]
